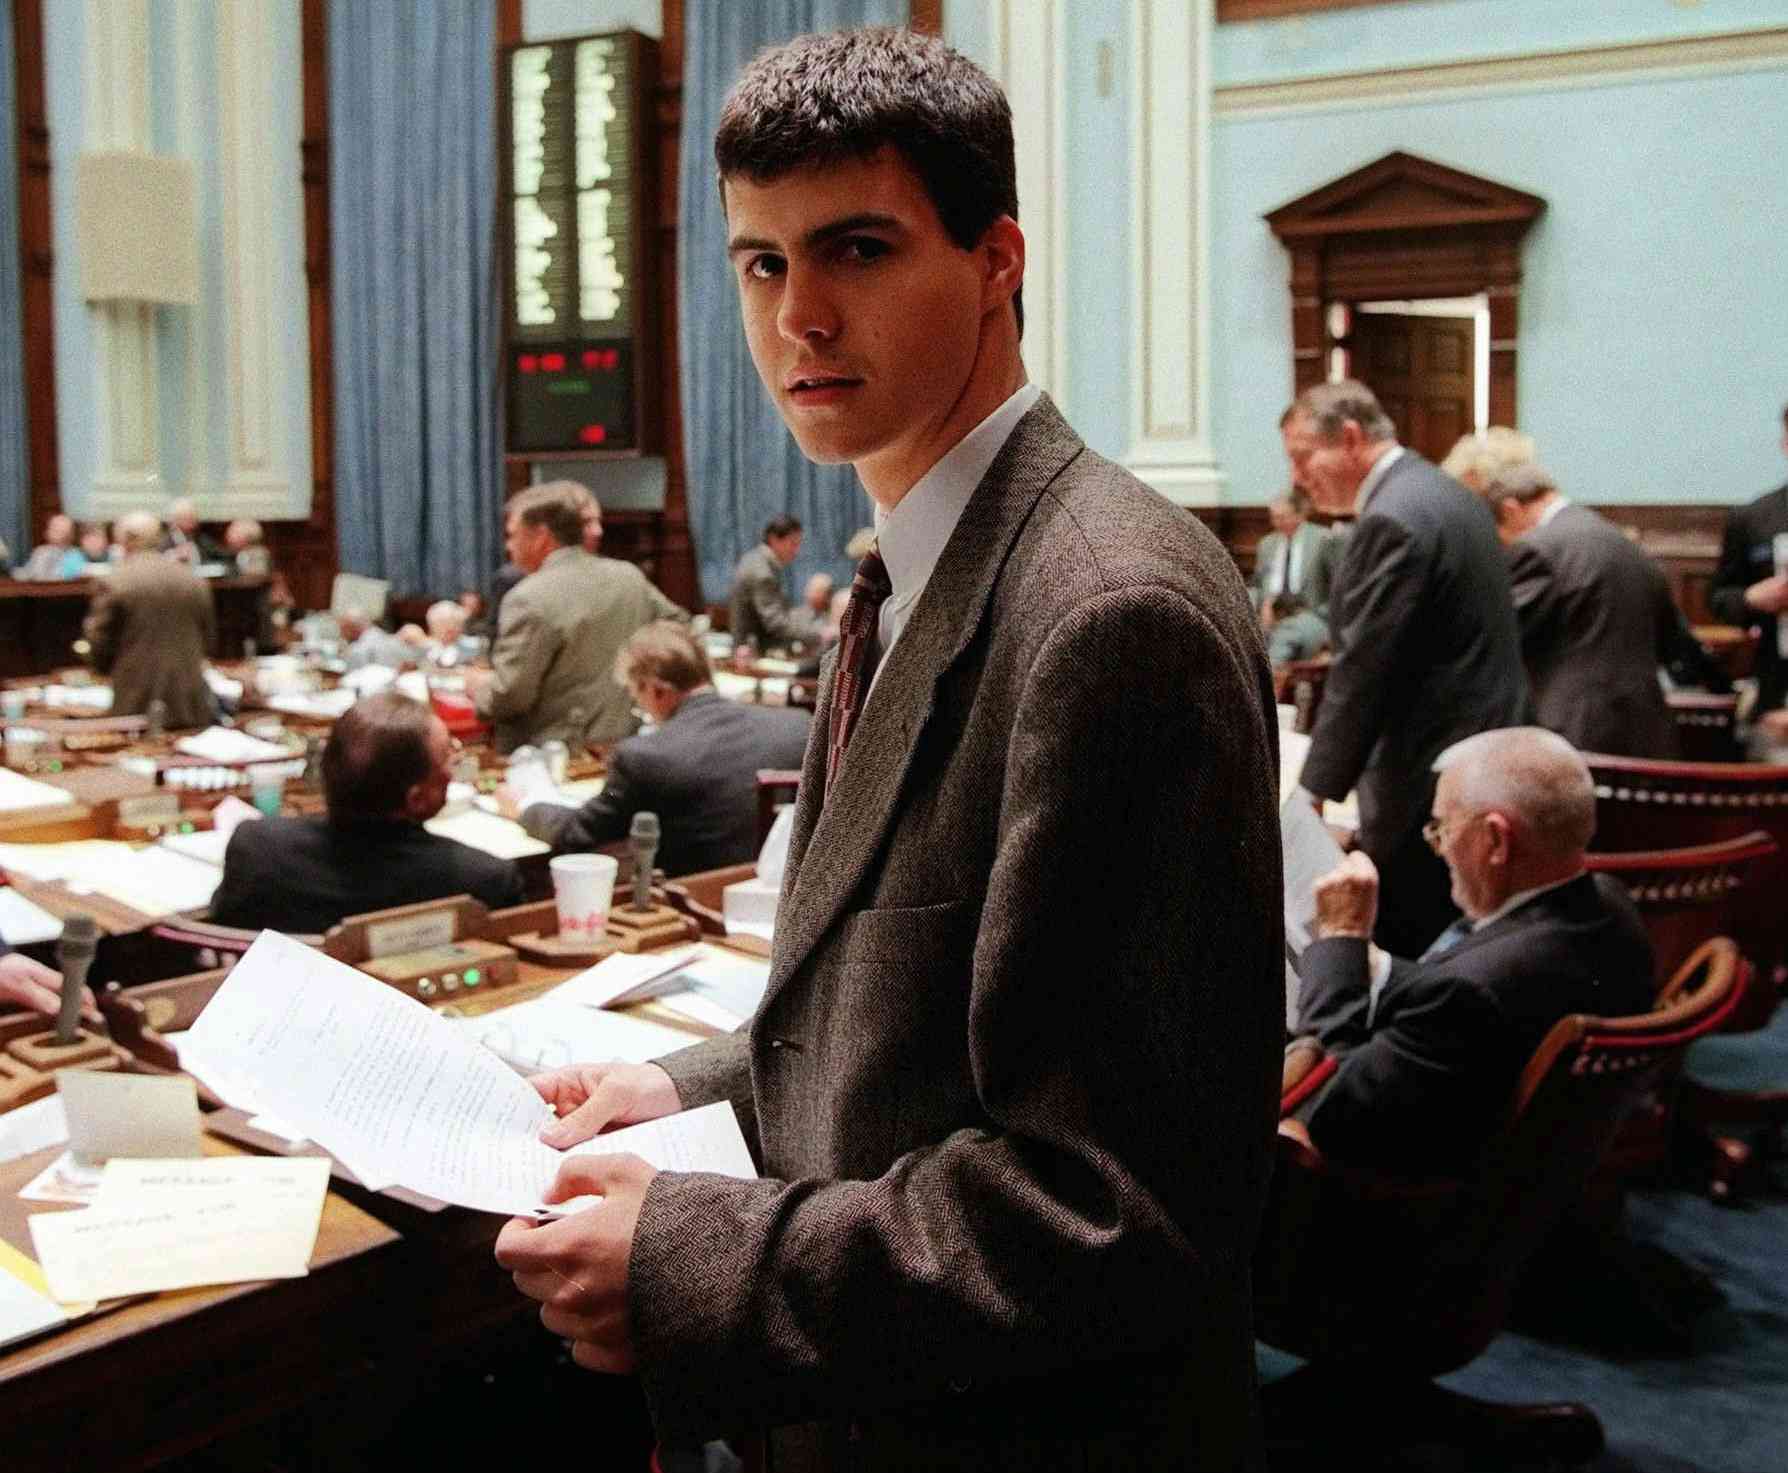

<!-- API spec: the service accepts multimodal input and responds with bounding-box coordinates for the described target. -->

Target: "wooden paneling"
[12,0,58,538]
[1219,1,1420,22]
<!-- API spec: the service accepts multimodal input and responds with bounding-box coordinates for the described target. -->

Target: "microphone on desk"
[53,913,100,1046]
[629,811,660,912]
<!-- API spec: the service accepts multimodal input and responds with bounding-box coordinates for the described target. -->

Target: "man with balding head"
[1289,727,1653,1170]
[468,481,686,752]
[83,511,217,727]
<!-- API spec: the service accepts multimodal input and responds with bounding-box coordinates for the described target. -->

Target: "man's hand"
[530,1062,681,1148]
[494,1152,656,1374]
[0,953,100,1023]
[491,782,522,820]
[1745,573,1788,616]
[803,572,835,615]
[1312,850,1380,940]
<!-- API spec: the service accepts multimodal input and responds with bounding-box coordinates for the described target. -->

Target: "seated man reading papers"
[1287,727,1653,1170]
[208,692,522,935]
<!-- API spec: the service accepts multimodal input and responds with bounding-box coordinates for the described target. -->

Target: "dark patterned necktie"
[825,545,894,793]
[1421,916,1474,960]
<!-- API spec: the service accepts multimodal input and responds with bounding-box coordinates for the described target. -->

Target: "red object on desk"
[428,689,485,741]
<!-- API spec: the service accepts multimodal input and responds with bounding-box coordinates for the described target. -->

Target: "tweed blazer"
[477,546,684,752]
[631,396,1285,1471]
[1508,503,1679,758]
[82,552,217,728]
[1299,451,1529,861]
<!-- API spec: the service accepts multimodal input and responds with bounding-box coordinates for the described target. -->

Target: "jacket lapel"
[762,395,1084,1008]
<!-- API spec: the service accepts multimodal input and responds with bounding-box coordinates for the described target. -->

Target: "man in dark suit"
[83,511,217,728]
[1289,727,1654,1170]
[1250,490,1341,622]
[508,621,809,875]
[1285,380,1529,957]
[495,29,1284,1472]
[208,692,522,935]
[1480,461,1681,758]
[728,515,822,652]
[1710,403,1788,717]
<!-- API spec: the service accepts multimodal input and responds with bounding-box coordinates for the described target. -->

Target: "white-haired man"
[1288,727,1654,1170]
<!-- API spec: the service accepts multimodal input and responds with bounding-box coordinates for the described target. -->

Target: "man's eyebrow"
[726,213,903,257]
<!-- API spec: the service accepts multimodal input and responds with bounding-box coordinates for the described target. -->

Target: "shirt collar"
[1538,495,1571,527]
[874,382,1043,610]
[1468,871,1583,933]
[1355,443,1405,515]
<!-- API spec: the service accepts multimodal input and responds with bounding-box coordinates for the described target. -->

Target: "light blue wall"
[1215,0,1788,85]
[1209,61,1788,507]
[46,3,311,520]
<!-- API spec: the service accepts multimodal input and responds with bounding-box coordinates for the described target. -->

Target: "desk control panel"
[358,940,520,1002]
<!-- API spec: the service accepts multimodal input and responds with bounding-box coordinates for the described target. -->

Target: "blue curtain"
[679,1,904,606]
[0,0,29,565]
[329,0,500,599]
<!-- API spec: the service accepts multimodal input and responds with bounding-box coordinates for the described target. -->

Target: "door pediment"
[1266,150,1545,241]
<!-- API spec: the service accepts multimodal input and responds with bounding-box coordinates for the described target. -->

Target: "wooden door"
[1349,312,1474,465]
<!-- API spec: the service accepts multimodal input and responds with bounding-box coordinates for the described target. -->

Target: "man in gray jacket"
[468,481,684,752]
[729,514,821,652]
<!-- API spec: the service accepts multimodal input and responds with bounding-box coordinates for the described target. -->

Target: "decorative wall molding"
[1123,0,1223,506]
[84,0,162,511]
[987,0,1068,410]
[1213,25,1788,119]
[214,0,291,511]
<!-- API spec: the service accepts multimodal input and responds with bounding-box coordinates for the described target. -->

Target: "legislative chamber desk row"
[0,889,741,1473]
[0,576,273,680]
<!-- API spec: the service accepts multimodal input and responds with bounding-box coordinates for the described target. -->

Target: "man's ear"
[978,215,1025,315]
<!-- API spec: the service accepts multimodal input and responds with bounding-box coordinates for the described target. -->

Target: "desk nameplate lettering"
[366,911,456,959]
[116,794,181,829]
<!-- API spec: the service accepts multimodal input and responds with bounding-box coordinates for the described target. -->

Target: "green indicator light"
[180,821,195,833]
[464,968,481,986]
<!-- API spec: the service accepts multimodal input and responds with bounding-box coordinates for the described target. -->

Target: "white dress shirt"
[869,381,1043,678]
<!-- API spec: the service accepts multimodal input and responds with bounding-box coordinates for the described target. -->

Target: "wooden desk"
[0,577,271,680]
[1,1141,401,1473]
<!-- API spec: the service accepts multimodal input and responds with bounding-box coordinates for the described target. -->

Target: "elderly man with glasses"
[1284,726,1654,1171]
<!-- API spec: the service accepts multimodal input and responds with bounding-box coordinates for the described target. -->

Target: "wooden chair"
[1276,656,1331,733]
[1256,938,1742,1468]
[1666,692,1742,763]
[143,917,322,977]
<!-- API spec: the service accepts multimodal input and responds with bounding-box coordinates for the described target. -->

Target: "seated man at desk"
[208,691,523,935]
[18,514,84,581]
[728,515,821,653]
[83,511,217,728]
[1287,726,1653,1171]
[505,621,810,875]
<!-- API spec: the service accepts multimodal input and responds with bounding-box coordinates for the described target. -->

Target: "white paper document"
[182,932,757,1215]
[175,726,290,764]
[0,1242,69,1350]
[0,766,77,814]
[0,839,223,917]
[1281,791,1348,1031]
[59,1070,203,1165]
[547,947,701,1010]
[455,996,705,1074]
[266,688,358,721]
[0,884,64,945]
[423,808,550,861]
[0,1093,69,1166]
[28,1155,332,1303]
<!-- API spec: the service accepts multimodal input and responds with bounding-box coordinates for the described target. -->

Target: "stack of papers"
[0,884,65,945]
[180,932,756,1215]
[27,1157,333,1304]
[0,766,78,813]
[176,727,290,764]
[0,839,224,917]
[544,945,771,1032]
[423,808,550,861]
[266,688,358,721]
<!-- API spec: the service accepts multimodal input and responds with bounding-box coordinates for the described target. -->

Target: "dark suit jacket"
[1250,520,1342,620]
[83,553,217,728]
[1509,503,1679,758]
[631,397,1285,1470]
[1300,451,1529,860]
[1711,482,1788,712]
[208,815,524,935]
[1296,873,1653,1171]
[728,544,816,651]
[519,690,810,876]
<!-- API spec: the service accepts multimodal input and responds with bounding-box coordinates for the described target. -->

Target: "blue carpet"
[1261,1019,1788,1473]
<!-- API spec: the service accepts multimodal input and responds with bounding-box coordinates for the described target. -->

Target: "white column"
[1122,0,1224,506]
[86,0,163,513]
[987,0,1069,410]
[214,0,292,515]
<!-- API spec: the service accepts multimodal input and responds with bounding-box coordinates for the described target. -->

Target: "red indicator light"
[517,354,539,373]
[604,349,621,370]
[579,424,609,445]
[582,350,601,369]
[540,352,567,372]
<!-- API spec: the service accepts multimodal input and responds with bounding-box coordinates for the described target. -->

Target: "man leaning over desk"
[495,27,1284,1472]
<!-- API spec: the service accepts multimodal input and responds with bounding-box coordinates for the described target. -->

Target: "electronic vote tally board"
[500,31,661,455]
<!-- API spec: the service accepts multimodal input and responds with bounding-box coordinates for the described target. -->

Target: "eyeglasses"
[1422,810,1483,852]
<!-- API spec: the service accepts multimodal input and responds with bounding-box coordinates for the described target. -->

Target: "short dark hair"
[714,27,1022,334]
[506,482,586,549]
[323,692,436,824]
[1293,380,1398,444]
[763,514,802,542]
[1267,593,1309,621]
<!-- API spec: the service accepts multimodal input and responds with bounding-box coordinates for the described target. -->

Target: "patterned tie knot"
[826,543,894,794]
